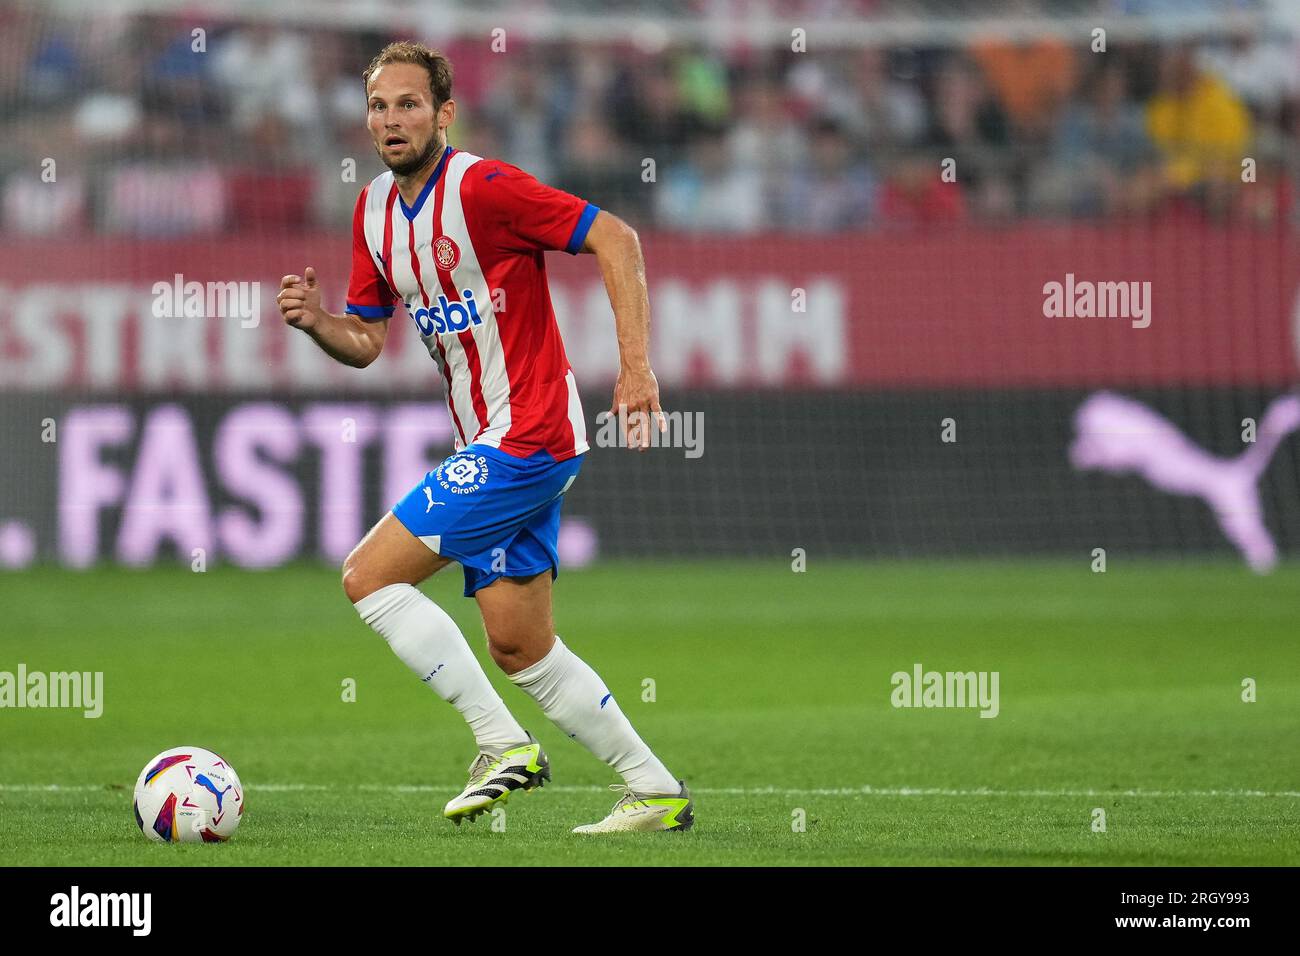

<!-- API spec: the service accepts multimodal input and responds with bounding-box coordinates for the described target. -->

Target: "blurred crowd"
[0,5,1297,237]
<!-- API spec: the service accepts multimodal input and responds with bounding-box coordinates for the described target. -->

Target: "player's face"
[366,63,448,177]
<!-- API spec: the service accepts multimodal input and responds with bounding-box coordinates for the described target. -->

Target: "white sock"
[354,583,527,755]
[509,636,678,795]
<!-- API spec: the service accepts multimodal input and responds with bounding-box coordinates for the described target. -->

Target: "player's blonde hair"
[363,41,453,105]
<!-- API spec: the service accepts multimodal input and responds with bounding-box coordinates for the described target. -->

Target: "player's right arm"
[278,186,396,368]
[277,267,388,368]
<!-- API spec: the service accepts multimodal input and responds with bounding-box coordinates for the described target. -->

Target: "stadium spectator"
[878,152,967,226]
[727,77,809,214]
[607,59,697,159]
[1146,45,1253,216]
[556,112,646,223]
[140,16,225,138]
[971,28,1079,141]
[481,52,569,185]
[780,116,876,231]
[103,162,228,236]
[1032,61,1160,217]
[921,55,1015,218]
[74,48,145,149]
[22,17,83,108]
[826,48,928,155]
[0,9,40,125]
[674,44,732,125]
[2,151,87,235]
[1,7,1296,235]
[209,23,316,135]
[654,122,766,232]
[1200,30,1300,124]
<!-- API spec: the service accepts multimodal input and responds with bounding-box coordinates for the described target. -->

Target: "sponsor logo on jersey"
[411,289,483,336]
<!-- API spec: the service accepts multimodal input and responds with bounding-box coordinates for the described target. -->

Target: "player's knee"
[341,551,380,605]
[485,632,528,673]
[483,621,551,671]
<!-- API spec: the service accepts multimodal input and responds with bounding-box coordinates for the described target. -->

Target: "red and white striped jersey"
[345,147,597,461]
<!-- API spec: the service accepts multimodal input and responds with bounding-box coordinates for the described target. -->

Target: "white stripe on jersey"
[369,171,469,448]
[360,172,395,283]
[565,369,589,457]
[412,194,481,447]
[400,195,483,447]
[439,150,512,450]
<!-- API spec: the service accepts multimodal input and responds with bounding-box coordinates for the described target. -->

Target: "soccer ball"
[133,746,244,843]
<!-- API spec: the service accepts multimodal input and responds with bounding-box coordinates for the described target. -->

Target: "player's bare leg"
[342,511,452,600]
[473,571,555,674]
[481,572,694,832]
[343,513,542,825]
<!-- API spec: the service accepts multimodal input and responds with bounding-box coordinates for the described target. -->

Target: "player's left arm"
[580,211,666,451]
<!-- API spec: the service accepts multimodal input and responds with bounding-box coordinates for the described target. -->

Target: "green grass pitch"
[1,559,1297,866]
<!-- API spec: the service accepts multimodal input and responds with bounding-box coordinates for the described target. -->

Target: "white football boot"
[572,780,695,834]
[443,733,550,825]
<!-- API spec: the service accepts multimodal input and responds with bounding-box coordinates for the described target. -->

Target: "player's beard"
[379,135,443,178]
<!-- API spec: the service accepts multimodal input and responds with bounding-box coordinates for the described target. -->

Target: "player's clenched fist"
[277,266,325,330]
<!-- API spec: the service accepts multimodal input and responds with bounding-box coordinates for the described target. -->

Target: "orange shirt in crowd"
[971,38,1078,132]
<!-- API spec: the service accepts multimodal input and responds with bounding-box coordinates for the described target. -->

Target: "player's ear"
[438,98,456,131]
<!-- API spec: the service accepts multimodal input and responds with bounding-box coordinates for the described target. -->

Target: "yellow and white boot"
[443,733,549,825]
[572,780,694,834]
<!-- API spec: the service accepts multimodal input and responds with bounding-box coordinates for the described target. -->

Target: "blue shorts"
[392,445,583,597]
